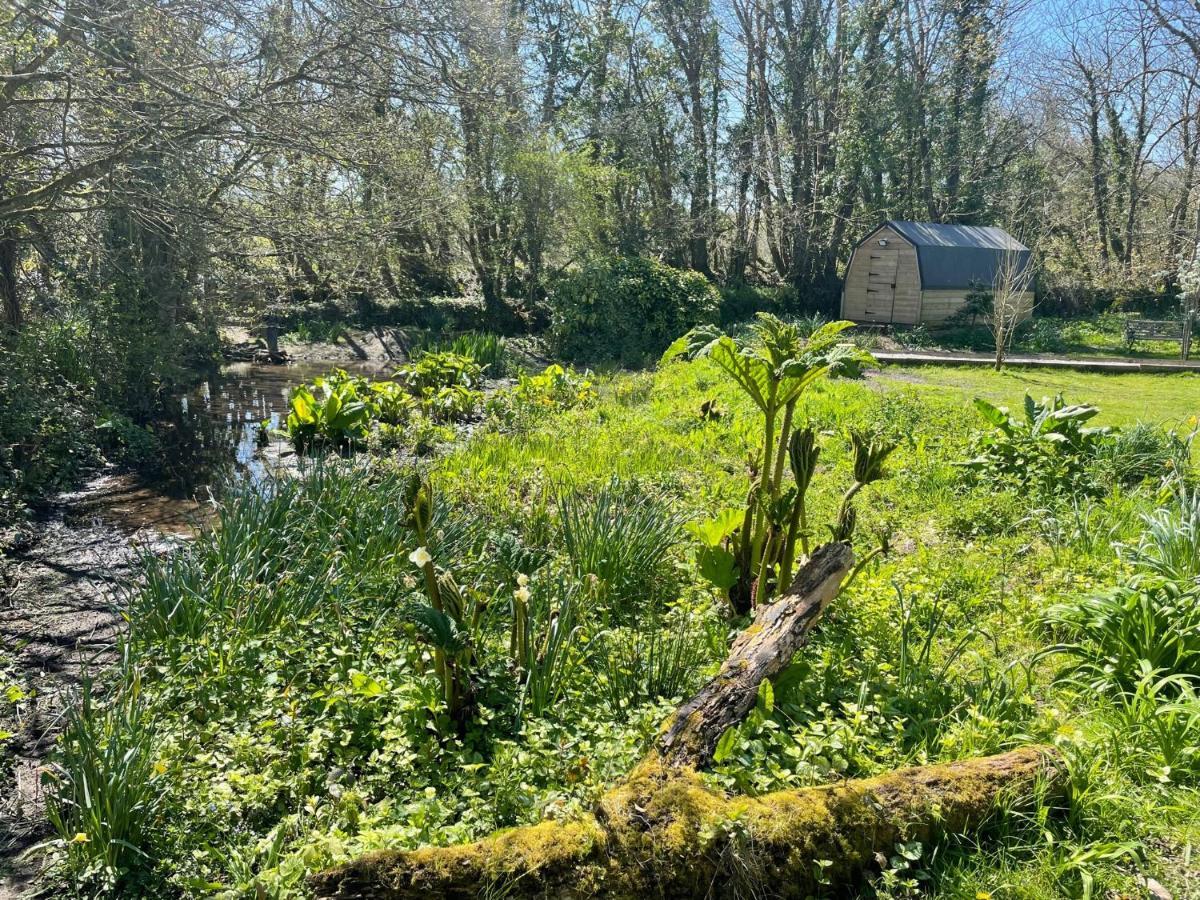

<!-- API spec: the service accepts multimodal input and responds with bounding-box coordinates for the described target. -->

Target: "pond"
[73,360,392,534]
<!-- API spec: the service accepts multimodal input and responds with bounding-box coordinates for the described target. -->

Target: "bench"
[1124,317,1194,360]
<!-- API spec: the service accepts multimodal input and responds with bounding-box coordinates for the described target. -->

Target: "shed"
[841,221,1034,325]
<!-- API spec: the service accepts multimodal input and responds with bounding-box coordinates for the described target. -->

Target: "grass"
[39,350,1200,899]
[884,364,1200,427]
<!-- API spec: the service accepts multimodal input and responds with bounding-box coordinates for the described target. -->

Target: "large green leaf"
[686,508,743,546]
[696,545,738,590]
[709,337,770,412]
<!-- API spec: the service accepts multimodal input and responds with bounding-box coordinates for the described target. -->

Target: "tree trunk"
[311,542,1064,898]
[659,541,852,767]
[0,229,21,332]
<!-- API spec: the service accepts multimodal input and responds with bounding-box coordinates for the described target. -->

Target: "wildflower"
[409,547,432,568]
[976,892,992,900]
[514,585,531,604]
[71,833,89,844]
[516,572,529,587]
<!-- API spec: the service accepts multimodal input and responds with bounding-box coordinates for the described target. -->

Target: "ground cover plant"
[35,349,1200,899]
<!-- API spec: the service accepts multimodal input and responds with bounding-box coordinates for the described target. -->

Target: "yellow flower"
[976,892,992,900]
[71,833,89,844]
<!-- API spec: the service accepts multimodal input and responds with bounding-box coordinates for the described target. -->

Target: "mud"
[0,481,186,896]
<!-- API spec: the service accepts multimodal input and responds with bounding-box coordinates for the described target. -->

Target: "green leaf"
[972,397,1009,427]
[756,680,774,716]
[696,545,738,590]
[713,726,738,763]
[686,508,743,546]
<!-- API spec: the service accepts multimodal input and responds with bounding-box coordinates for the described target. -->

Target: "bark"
[0,230,21,331]
[311,541,1063,897]
[658,541,853,768]
[311,746,1065,899]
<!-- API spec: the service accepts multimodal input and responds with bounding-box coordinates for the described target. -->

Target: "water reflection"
[75,361,391,534]
[182,360,393,485]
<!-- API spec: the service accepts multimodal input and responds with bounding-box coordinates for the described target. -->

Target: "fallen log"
[658,541,854,768]
[311,747,1065,899]
[311,544,1064,898]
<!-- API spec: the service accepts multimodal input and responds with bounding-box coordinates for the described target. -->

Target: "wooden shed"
[841,221,1033,325]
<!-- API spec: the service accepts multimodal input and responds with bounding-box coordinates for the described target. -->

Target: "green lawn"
[882,364,1200,427]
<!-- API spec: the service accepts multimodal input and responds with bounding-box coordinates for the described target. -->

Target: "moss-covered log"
[657,541,854,768]
[311,746,1065,899]
[311,544,1061,899]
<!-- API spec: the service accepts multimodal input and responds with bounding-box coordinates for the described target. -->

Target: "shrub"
[549,256,720,364]
[0,322,102,518]
[962,394,1111,496]
[1022,318,1067,353]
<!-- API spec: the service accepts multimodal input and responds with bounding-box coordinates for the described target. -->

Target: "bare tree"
[988,247,1036,370]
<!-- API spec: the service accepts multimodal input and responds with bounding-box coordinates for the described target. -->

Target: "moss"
[311,747,1063,900]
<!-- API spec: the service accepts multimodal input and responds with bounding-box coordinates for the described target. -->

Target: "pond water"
[72,360,393,534]
[181,360,393,484]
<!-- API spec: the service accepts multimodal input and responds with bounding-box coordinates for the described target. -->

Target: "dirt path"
[0,478,185,897]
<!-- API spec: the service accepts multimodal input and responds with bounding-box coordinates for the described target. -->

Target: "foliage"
[44,678,163,894]
[1121,485,1200,584]
[557,478,682,616]
[488,364,597,429]
[962,394,1111,495]
[1045,579,1200,696]
[666,314,878,611]
[414,332,508,376]
[396,351,483,392]
[35,354,1200,899]
[1090,424,1192,489]
[283,371,373,453]
[549,257,720,364]
[282,365,483,453]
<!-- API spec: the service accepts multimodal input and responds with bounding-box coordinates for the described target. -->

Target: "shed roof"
[880,221,1031,290]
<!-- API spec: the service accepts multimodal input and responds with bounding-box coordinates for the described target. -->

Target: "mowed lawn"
[882,364,1200,427]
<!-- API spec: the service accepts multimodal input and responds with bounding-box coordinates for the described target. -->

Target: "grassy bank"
[39,351,1200,898]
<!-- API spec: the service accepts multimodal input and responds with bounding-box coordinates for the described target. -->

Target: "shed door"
[860,253,897,322]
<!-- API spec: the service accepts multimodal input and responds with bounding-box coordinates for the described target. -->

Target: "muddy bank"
[0,476,189,896]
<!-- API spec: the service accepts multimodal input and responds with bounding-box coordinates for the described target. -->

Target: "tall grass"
[128,461,417,673]
[598,615,712,717]
[519,579,586,717]
[45,676,162,892]
[416,331,508,376]
[1123,484,1200,584]
[557,478,681,616]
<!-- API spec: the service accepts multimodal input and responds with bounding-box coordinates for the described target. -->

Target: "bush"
[0,323,102,519]
[1022,318,1067,353]
[549,257,720,364]
[1091,424,1191,488]
[961,394,1111,496]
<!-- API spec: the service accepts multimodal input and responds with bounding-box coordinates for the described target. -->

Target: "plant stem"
[771,399,796,497]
